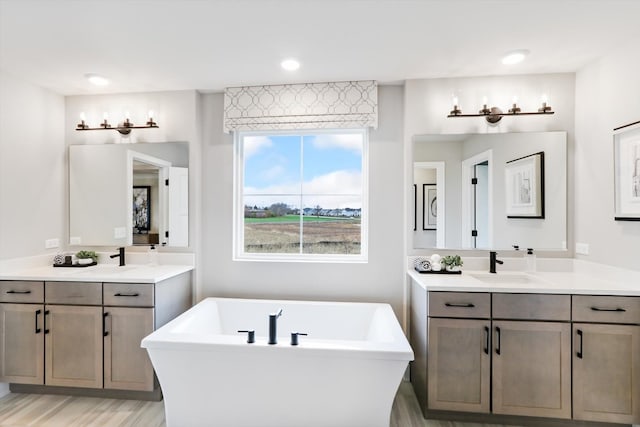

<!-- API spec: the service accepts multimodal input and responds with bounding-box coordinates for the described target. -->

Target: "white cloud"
[243,136,272,158]
[244,169,362,209]
[310,134,362,154]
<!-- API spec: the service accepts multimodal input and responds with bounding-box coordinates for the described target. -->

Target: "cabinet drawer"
[573,295,640,324]
[45,281,102,305]
[493,293,570,321]
[0,281,44,303]
[428,292,490,318]
[103,283,154,307]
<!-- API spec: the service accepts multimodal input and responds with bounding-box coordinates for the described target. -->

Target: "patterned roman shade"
[223,80,378,132]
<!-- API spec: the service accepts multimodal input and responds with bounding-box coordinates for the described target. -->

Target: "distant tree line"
[244,203,361,218]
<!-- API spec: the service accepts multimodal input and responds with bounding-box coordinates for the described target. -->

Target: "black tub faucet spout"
[268,308,283,345]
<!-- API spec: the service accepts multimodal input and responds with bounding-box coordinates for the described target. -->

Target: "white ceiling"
[1,0,639,96]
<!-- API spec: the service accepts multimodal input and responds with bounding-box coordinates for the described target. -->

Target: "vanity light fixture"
[76,110,159,135]
[448,94,554,124]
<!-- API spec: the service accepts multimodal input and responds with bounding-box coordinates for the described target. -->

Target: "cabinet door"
[428,318,490,413]
[104,307,155,391]
[573,323,640,424]
[45,305,103,388]
[492,320,571,419]
[0,303,44,384]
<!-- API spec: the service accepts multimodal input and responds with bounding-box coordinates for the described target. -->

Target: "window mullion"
[299,135,304,255]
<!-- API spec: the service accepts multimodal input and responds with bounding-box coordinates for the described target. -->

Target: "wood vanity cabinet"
[103,283,155,391]
[0,281,44,384]
[44,281,103,388]
[491,293,572,419]
[0,272,191,397]
[572,295,640,424]
[426,292,491,413]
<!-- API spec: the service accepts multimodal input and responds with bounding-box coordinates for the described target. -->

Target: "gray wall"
[200,86,406,317]
[0,71,66,260]
[574,44,640,270]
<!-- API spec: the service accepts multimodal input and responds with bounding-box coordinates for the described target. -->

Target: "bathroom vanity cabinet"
[0,271,191,399]
[410,280,640,425]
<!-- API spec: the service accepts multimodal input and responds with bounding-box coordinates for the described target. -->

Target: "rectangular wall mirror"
[412,131,566,251]
[69,142,189,248]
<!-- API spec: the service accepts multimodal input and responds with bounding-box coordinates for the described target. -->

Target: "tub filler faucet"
[268,308,283,345]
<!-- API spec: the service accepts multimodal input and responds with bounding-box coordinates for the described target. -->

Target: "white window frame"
[233,128,369,263]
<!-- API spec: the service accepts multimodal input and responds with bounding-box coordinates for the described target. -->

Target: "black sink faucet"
[268,309,283,345]
[489,251,503,273]
[110,247,126,266]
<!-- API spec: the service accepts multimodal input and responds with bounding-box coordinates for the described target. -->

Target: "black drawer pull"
[576,329,583,359]
[103,312,109,337]
[483,325,489,355]
[444,302,475,308]
[495,326,501,355]
[114,292,140,297]
[6,290,31,294]
[35,309,41,334]
[590,306,626,312]
[44,310,50,334]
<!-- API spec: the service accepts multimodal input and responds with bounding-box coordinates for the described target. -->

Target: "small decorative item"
[505,151,545,218]
[53,254,66,265]
[413,257,432,272]
[422,183,437,230]
[430,254,442,271]
[75,250,98,263]
[614,120,640,220]
[133,185,151,232]
[442,255,464,271]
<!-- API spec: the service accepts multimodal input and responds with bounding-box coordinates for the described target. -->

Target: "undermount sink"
[470,272,545,285]
[73,264,141,275]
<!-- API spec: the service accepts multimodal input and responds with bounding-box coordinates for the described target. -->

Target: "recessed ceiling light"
[501,49,530,65]
[280,59,300,71]
[84,73,109,86]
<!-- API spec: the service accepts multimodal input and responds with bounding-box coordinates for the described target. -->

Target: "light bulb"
[148,110,154,119]
[103,112,109,120]
[452,96,459,107]
[482,96,488,106]
[541,94,549,104]
[512,95,518,104]
[79,112,86,121]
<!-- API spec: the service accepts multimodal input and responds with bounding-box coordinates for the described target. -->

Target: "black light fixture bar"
[447,99,554,124]
[76,115,158,135]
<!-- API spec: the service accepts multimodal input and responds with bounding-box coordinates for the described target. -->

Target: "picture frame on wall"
[614,120,640,220]
[133,185,151,233]
[505,152,545,218]
[423,183,437,230]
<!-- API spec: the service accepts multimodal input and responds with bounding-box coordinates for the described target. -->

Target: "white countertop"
[0,263,194,283]
[408,261,640,296]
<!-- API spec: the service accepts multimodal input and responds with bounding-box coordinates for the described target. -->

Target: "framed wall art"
[423,183,437,230]
[133,185,151,232]
[505,151,545,218]
[614,120,640,220]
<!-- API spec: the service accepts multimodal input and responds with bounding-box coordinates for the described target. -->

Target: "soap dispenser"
[148,244,158,266]
[524,248,536,272]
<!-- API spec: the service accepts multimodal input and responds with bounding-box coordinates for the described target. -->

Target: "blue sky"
[243,133,363,209]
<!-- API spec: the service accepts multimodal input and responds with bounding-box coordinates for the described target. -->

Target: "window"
[234,129,368,261]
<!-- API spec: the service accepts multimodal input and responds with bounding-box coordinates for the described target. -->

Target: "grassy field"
[244,218,361,254]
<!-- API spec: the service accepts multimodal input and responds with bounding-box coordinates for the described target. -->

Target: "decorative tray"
[415,267,462,275]
[53,262,97,268]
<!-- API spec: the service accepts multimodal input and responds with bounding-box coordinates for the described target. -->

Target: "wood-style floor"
[0,382,516,427]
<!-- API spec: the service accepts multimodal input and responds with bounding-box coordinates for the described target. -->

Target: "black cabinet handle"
[444,302,475,308]
[35,309,41,334]
[114,292,140,297]
[44,310,50,334]
[577,329,583,359]
[103,312,109,337]
[6,290,31,294]
[590,306,626,312]
[483,325,489,355]
[495,326,501,355]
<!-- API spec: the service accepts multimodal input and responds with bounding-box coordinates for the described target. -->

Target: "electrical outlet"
[114,227,127,239]
[45,238,59,249]
[70,236,81,245]
[575,242,589,255]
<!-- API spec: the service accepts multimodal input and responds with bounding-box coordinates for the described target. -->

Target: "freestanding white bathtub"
[142,297,413,427]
